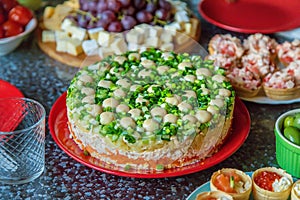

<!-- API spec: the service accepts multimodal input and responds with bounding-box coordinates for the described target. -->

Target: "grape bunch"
[67,0,174,32]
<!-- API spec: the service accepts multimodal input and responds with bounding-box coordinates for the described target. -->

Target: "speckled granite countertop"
[0,1,299,199]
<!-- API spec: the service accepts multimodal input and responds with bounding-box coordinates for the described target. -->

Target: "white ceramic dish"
[0,18,37,56]
[240,96,300,105]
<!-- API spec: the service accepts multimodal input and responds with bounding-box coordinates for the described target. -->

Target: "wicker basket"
[263,85,300,100]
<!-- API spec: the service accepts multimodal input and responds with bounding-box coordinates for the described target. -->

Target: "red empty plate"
[198,0,300,33]
[0,80,23,99]
[0,80,24,132]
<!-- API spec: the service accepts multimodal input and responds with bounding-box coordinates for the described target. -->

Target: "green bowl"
[275,109,300,178]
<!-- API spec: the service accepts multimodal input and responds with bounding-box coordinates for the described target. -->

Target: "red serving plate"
[0,80,24,132]
[198,0,300,33]
[0,79,23,99]
[49,92,250,178]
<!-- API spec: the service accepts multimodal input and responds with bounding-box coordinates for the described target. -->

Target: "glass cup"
[0,98,46,184]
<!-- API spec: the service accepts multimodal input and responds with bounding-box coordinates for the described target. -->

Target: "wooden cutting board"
[37,18,202,68]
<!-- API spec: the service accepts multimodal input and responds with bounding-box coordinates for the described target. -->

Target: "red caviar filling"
[254,171,282,191]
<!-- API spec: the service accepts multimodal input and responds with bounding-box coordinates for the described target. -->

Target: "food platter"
[49,92,250,178]
[198,0,300,33]
[0,79,23,98]
[37,16,202,68]
[240,96,300,105]
[239,89,300,105]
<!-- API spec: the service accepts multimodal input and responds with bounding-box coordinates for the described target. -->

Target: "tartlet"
[276,39,300,66]
[243,33,278,61]
[210,168,252,200]
[226,66,262,98]
[196,191,233,200]
[208,34,244,58]
[263,70,300,100]
[252,167,293,200]
[291,180,300,200]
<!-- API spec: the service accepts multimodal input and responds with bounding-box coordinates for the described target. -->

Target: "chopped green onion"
[156,164,164,171]
[230,176,235,188]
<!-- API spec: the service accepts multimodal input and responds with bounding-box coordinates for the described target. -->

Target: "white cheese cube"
[42,30,55,42]
[164,22,181,34]
[175,10,190,23]
[126,29,144,44]
[145,37,161,48]
[61,18,75,31]
[98,47,114,58]
[56,38,69,53]
[160,30,173,43]
[160,43,174,51]
[55,30,70,40]
[66,38,83,56]
[134,24,150,36]
[127,42,140,51]
[98,31,112,47]
[67,26,87,41]
[88,27,104,40]
[148,26,163,37]
[110,37,128,54]
[82,39,99,56]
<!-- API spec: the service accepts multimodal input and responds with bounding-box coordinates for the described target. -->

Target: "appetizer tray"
[37,17,202,68]
[198,0,300,33]
[0,79,23,98]
[49,92,250,178]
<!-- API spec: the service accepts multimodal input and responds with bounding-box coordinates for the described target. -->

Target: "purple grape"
[81,2,89,11]
[133,0,146,9]
[77,15,88,28]
[145,2,157,13]
[119,0,131,7]
[155,8,170,21]
[85,13,92,22]
[100,10,117,23]
[136,10,153,23]
[107,0,121,12]
[87,1,98,12]
[107,21,123,32]
[96,19,109,29]
[121,15,137,30]
[158,0,171,11]
[96,1,108,12]
[121,5,136,16]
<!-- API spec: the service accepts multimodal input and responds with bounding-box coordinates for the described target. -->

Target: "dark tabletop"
[0,0,299,199]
